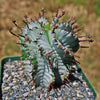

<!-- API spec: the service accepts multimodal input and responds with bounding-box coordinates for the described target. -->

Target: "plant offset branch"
[9,9,93,93]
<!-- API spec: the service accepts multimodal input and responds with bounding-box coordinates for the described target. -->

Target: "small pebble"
[83,81,87,86]
[8,76,13,80]
[33,89,36,93]
[23,92,29,97]
[23,81,28,85]
[12,72,15,76]
[4,87,10,91]
[26,87,30,91]
[12,80,17,84]
[73,81,79,87]
[4,74,9,78]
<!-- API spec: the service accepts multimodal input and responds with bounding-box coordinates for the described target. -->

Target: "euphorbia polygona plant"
[9,9,93,94]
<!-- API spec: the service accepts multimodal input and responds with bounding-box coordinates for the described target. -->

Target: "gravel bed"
[2,59,95,100]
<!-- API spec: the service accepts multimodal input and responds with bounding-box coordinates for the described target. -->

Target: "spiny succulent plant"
[9,8,93,93]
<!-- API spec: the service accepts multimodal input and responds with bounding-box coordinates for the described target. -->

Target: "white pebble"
[19,71,24,73]
[9,83,14,86]
[4,74,9,78]
[8,76,12,80]
[18,68,23,70]
[4,87,10,91]
[12,80,17,84]
[23,92,29,97]
[23,81,28,85]
[12,72,15,76]
[73,81,79,87]
[12,86,18,89]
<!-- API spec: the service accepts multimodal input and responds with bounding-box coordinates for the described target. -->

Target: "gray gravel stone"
[23,92,29,97]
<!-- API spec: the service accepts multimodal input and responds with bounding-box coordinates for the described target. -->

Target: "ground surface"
[0,0,100,99]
